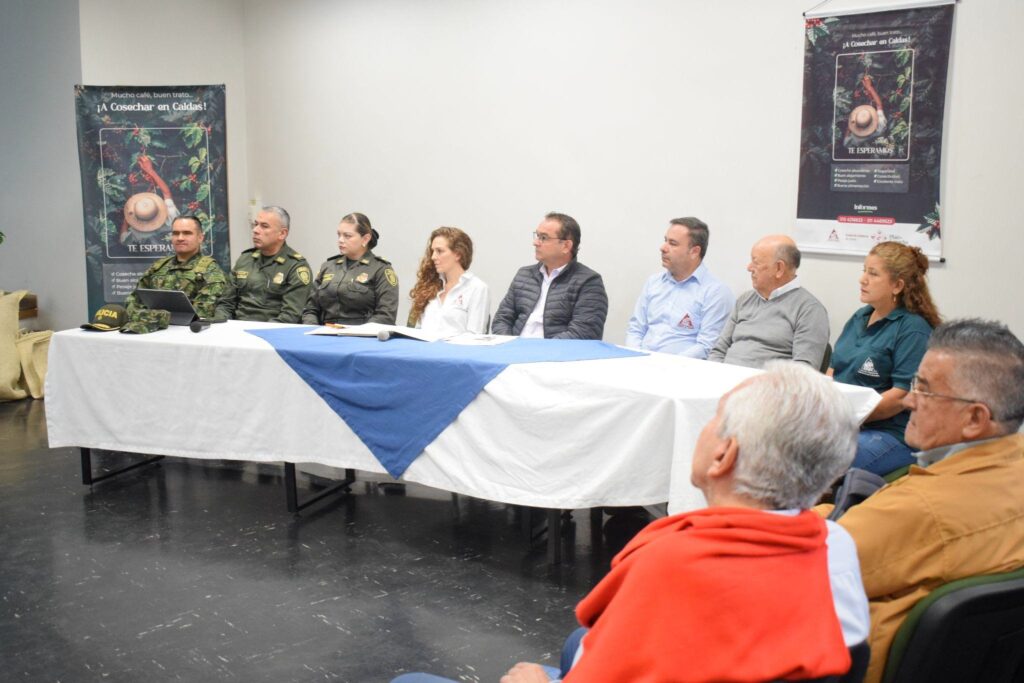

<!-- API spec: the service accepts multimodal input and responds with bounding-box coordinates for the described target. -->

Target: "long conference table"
[45,321,881,531]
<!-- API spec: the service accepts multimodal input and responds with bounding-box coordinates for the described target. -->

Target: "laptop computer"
[134,288,200,326]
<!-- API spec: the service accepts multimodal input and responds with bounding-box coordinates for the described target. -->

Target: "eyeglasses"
[909,376,983,405]
[532,231,565,243]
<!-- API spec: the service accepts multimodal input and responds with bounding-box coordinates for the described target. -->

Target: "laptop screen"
[133,288,199,325]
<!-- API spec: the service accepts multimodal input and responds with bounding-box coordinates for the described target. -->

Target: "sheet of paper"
[442,333,517,346]
[305,323,441,342]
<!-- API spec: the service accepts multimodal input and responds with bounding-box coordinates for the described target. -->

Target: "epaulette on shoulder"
[289,250,304,259]
[242,246,258,255]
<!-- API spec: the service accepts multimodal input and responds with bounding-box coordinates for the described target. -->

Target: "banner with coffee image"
[74,85,230,315]
[795,4,953,258]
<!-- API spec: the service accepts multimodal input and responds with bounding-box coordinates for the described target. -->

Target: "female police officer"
[301,212,399,325]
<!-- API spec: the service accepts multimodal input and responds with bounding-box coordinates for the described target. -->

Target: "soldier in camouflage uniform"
[122,216,227,333]
[214,206,312,323]
[301,212,399,325]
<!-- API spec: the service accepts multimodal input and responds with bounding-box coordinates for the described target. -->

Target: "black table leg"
[284,463,355,513]
[80,447,163,485]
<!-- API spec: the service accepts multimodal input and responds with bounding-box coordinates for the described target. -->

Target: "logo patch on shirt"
[677,313,694,330]
[297,267,311,285]
[356,272,370,284]
[273,272,285,284]
[455,294,464,307]
[857,357,881,378]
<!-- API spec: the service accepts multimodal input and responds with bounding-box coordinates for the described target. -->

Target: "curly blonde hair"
[869,241,941,328]
[407,227,474,326]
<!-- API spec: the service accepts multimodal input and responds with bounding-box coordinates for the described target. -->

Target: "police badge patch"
[273,272,285,284]
[356,272,370,284]
[384,268,398,287]
[298,267,311,285]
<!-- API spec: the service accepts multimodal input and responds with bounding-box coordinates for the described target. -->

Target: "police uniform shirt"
[301,251,399,326]
[215,242,312,323]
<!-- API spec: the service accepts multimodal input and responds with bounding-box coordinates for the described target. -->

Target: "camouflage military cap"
[120,308,171,334]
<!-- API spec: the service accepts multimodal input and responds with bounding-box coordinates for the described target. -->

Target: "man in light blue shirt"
[625,217,734,358]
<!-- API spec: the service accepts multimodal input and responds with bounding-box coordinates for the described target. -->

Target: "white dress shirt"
[418,271,491,337]
[520,263,566,339]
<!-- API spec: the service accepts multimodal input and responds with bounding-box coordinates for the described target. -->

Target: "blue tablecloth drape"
[248,328,643,477]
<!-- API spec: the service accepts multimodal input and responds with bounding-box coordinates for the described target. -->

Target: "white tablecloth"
[45,321,880,513]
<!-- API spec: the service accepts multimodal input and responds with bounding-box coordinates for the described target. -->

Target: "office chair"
[881,566,1024,683]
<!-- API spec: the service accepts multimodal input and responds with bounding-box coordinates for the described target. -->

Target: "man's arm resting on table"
[681,284,733,359]
[491,284,518,335]
[549,274,608,340]
[790,299,830,368]
[707,302,739,362]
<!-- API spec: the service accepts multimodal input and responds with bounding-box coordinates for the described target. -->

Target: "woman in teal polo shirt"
[829,242,941,475]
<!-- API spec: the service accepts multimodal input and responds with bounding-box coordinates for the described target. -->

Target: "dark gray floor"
[0,399,649,682]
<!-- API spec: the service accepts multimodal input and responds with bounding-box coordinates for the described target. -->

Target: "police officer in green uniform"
[122,215,228,333]
[301,212,399,325]
[214,206,312,323]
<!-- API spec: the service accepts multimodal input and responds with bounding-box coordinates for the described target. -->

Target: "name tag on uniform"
[235,270,249,279]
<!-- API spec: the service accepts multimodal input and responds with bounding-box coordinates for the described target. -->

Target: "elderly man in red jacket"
[395,362,869,683]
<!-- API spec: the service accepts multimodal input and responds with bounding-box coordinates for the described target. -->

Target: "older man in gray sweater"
[491,212,608,340]
[708,235,829,369]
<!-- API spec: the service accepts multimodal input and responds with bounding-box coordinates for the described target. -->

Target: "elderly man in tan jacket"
[831,318,1024,682]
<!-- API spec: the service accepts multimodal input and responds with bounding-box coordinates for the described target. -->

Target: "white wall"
[242,0,810,335]
[0,0,85,331]
[65,0,1024,340]
[78,0,251,286]
[241,0,1024,341]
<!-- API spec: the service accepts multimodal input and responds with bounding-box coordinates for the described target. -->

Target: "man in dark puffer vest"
[491,212,608,340]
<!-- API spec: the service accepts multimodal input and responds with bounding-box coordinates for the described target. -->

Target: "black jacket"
[491,260,608,340]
